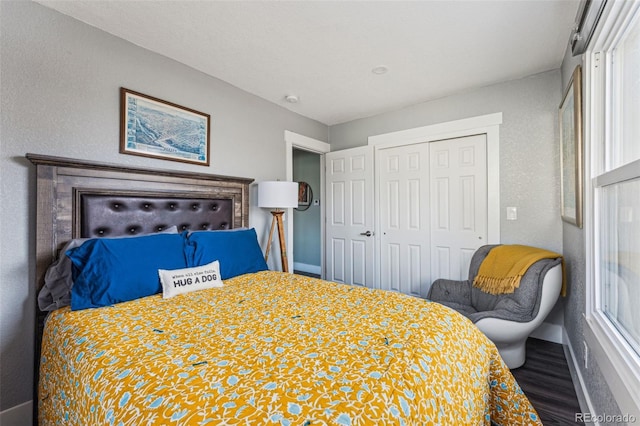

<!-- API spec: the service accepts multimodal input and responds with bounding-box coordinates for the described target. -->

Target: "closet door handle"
[360,231,373,237]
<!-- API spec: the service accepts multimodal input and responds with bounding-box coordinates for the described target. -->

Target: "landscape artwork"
[559,65,583,228]
[120,88,210,166]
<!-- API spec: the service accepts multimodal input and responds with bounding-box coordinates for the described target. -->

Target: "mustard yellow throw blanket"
[473,244,564,296]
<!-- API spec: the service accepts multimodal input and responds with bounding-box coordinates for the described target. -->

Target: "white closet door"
[324,146,375,288]
[327,134,488,296]
[429,134,488,282]
[378,143,431,298]
[377,134,488,296]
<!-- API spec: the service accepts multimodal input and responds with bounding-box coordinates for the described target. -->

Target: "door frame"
[368,113,502,288]
[285,130,330,276]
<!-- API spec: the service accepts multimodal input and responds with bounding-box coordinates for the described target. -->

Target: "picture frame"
[298,181,311,206]
[559,65,583,228]
[120,88,210,166]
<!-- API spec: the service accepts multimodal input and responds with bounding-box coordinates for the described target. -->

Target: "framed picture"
[120,88,210,166]
[559,65,583,228]
[298,182,311,206]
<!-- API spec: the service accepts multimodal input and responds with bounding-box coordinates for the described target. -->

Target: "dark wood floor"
[511,338,583,425]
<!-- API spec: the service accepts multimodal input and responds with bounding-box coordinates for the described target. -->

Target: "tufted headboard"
[27,153,253,294]
[79,193,234,237]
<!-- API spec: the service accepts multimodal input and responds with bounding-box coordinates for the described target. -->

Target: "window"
[586,0,640,416]
[600,179,640,352]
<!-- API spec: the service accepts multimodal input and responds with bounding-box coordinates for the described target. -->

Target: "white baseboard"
[530,321,564,344]
[563,328,598,425]
[0,400,32,426]
[293,262,321,275]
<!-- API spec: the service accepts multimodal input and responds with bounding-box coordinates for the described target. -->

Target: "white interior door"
[377,143,431,298]
[429,134,487,281]
[325,146,374,287]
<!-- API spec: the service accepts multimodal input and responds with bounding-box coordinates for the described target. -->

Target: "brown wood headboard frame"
[27,153,253,295]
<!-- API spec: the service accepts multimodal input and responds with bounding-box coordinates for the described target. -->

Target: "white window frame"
[584,0,640,418]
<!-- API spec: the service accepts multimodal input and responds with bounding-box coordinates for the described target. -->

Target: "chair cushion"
[437,301,478,318]
[427,278,472,305]
[470,256,561,323]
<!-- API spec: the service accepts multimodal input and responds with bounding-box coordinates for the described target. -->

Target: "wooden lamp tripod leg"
[265,210,289,273]
[264,212,277,262]
[274,211,288,272]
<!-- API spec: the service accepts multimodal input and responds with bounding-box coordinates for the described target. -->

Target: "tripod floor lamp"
[258,181,299,272]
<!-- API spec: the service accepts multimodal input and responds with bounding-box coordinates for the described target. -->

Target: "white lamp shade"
[258,181,299,209]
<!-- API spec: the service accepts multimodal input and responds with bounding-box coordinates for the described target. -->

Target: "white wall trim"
[484,124,501,245]
[530,322,564,344]
[563,328,598,425]
[0,400,32,426]
[285,131,330,276]
[285,130,331,154]
[293,262,322,275]
[367,112,503,147]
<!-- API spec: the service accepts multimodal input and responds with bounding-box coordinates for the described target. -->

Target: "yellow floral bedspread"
[39,271,541,425]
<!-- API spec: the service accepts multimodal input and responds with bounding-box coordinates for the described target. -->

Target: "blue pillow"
[187,228,268,279]
[67,233,189,310]
[38,226,179,312]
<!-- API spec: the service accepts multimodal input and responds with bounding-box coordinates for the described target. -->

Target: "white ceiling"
[36,0,580,126]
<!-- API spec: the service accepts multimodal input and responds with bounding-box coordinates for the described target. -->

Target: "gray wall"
[0,1,327,411]
[560,45,622,418]
[292,149,322,269]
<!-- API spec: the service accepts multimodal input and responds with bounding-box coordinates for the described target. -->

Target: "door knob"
[360,231,373,237]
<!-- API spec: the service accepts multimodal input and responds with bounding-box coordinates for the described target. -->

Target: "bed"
[29,154,541,425]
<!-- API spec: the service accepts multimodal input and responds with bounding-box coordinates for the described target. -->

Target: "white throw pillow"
[158,260,223,299]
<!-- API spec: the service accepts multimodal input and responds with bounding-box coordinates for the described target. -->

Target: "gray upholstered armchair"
[427,244,563,369]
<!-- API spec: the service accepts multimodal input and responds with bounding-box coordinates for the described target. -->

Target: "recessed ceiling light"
[285,94,299,103]
[372,65,388,75]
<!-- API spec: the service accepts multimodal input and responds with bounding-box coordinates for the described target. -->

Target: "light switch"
[506,207,517,221]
